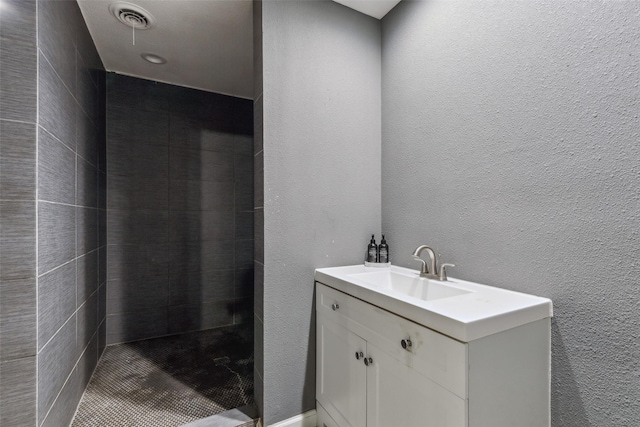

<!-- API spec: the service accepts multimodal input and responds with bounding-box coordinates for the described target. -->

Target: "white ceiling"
[77,0,401,99]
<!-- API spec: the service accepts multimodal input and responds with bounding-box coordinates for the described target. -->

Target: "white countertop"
[315,264,553,342]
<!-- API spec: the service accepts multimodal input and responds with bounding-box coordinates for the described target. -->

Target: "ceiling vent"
[109,2,156,30]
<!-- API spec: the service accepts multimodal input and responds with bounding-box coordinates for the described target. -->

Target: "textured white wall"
[382,1,640,425]
[262,1,381,423]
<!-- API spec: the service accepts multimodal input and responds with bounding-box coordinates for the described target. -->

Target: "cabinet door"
[317,313,367,427]
[366,341,467,427]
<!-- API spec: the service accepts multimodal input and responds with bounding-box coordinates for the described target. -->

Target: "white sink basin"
[348,270,471,301]
[315,264,553,342]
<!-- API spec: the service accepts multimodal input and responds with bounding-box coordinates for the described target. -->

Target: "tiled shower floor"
[71,324,254,427]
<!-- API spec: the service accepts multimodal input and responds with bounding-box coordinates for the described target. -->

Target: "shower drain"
[109,2,156,30]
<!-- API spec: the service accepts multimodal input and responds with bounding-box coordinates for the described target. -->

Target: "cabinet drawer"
[317,282,467,398]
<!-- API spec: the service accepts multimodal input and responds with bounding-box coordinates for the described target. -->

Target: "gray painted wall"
[0,0,106,425]
[261,1,381,423]
[106,74,254,344]
[382,1,639,425]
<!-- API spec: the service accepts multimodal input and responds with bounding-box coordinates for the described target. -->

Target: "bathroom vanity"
[314,265,553,427]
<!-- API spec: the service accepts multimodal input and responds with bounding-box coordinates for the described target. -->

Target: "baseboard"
[266,410,317,427]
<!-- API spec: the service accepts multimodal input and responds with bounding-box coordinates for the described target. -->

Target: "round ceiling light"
[109,2,156,30]
[141,53,167,65]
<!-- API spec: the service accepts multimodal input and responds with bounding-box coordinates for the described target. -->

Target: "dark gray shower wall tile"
[77,54,98,124]
[76,332,98,393]
[98,283,106,322]
[106,309,168,345]
[235,178,254,213]
[0,355,36,427]
[40,364,79,427]
[168,299,234,334]
[107,137,168,179]
[169,210,234,243]
[98,208,106,247]
[37,0,77,96]
[77,157,98,208]
[37,313,76,425]
[0,0,36,43]
[98,245,106,285]
[254,261,264,321]
[254,209,264,265]
[0,278,36,359]
[38,201,75,275]
[106,276,168,314]
[108,73,170,114]
[37,260,76,351]
[98,316,106,357]
[39,52,77,150]
[0,200,36,280]
[0,120,36,200]
[234,268,254,299]
[76,107,98,166]
[234,134,254,155]
[254,151,264,208]
[233,297,253,326]
[77,250,98,306]
[169,239,235,274]
[38,128,75,204]
[169,146,234,182]
[236,210,254,240]
[254,95,263,155]
[233,98,253,136]
[108,209,169,244]
[169,116,235,152]
[77,21,102,85]
[168,269,235,306]
[77,207,98,256]
[98,171,107,210]
[77,290,97,355]
[107,243,170,282]
[169,179,234,212]
[108,174,169,210]
[235,239,254,270]
[0,37,37,123]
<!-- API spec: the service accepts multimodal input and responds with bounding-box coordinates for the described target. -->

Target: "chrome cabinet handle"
[364,357,373,366]
[355,351,363,360]
[401,339,412,350]
[331,303,339,311]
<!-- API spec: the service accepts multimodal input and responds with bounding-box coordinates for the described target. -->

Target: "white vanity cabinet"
[315,281,551,427]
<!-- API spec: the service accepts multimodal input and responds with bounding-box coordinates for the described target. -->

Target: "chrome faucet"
[412,245,455,281]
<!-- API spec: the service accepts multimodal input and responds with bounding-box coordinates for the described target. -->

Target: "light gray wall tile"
[38,52,76,150]
[0,355,36,427]
[169,210,234,242]
[0,120,36,200]
[77,290,97,355]
[38,201,75,275]
[0,278,36,359]
[40,365,79,427]
[76,108,98,166]
[0,200,36,280]
[0,37,37,122]
[77,206,98,256]
[38,128,75,204]
[77,157,98,208]
[37,314,76,424]
[77,250,98,306]
[0,0,36,44]
[106,309,168,345]
[168,269,235,306]
[37,0,77,96]
[37,260,76,351]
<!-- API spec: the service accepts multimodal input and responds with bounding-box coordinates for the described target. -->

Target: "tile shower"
[0,1,255,425]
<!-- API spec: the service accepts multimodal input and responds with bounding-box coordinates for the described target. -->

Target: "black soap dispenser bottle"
[379,234,389,263]
[367,235,378,262]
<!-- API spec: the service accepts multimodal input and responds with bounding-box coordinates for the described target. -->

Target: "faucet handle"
[438,263,455,281]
